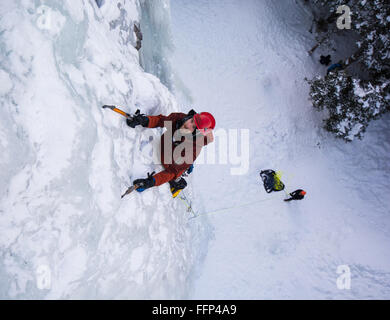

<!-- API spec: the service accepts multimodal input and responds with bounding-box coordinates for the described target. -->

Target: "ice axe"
[102,105,132,118]
[121,184,140,199]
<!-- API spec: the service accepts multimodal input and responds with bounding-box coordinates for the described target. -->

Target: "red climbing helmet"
[300,190,307,196]
[194,112,216,135]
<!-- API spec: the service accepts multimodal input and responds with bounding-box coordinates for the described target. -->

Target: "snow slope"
[170,0,390,299]
[0,0,210,299]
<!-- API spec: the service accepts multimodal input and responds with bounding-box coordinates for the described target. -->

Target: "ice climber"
[128,109,215,196]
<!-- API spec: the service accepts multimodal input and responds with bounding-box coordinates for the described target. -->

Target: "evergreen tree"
[352,0,390,79]
[309,0,390,78]
[305,0,390,141]
[307,70,389,141]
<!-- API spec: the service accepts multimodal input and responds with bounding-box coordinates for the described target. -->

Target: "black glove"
[133,171,156,192]
[126,109,149,128]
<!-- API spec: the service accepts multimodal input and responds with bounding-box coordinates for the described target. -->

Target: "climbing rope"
[177,171,297,220]
[179,193,281,220]
[178,191,197,219]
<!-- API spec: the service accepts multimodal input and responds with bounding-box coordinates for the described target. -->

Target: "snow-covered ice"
[0,0,210,299]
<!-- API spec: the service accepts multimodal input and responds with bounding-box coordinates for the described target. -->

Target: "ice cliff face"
[0,0,210,299]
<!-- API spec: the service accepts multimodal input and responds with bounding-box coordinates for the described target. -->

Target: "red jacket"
[147,112,213,186]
